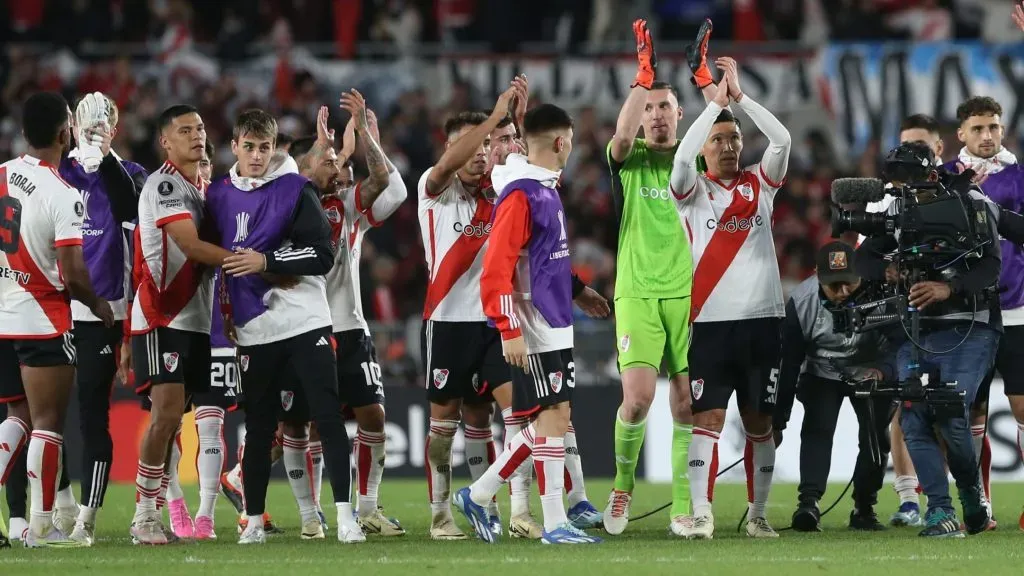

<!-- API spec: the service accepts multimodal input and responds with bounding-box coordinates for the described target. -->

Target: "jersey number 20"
[0,196,23,254]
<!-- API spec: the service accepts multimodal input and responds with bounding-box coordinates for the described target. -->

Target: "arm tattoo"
[359,121,392,207]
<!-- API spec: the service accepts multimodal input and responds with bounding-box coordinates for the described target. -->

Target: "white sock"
[78,505,98,525]
[745,429,775,520]
[564,423,587,507]
[336,502,355,527]
[426,418,458,517]
[0,417,29,487]
[470,424,535,506]
[135,460,164,518]
[688,428,719,517]
[893,475,920,505]
[282,434,317,522]
[165,429,185,502]
[533,436,568,531]
[308,441,323,510]
[1017,421,1024,462]
[464,424,497,515]
[56,485,76,509]
[195,406,225,519]
[503,410,532,517]
[27,431,63,534]
[355,429,385,517]
[971,424,985,460]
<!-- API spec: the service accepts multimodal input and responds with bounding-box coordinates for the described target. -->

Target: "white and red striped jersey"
[0,155,84,338]
[324,170,407,333]
[417,167,494,322]
[130,162,213,335]
[675,167,785,323]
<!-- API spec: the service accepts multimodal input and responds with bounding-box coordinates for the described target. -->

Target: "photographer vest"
[787,276,893,383]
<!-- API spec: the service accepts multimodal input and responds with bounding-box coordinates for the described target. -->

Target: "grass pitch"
[2,480,1023,575]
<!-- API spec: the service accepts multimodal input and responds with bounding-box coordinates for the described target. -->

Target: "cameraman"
[856,141,999,537]
[775,242,896,533]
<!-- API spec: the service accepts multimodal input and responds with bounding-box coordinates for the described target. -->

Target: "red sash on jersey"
[690,172,761,322]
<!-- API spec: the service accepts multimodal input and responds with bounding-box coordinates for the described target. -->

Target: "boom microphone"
[830,178,887,205]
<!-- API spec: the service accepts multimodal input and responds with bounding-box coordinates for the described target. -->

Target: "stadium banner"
[63,385,625,484]
[821,42,1024,154]
[644,379,1024,483]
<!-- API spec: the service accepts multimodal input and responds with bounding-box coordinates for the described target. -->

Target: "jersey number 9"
[0,196,23,254]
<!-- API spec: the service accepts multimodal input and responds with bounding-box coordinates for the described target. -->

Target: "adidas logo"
[100,345,112,355]
[316,336,330,347]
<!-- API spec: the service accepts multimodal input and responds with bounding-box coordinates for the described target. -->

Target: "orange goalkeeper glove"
[631,19,656,89]
[686,18,715,89]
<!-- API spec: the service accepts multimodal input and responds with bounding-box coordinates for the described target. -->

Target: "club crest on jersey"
[163,352,179,373]
[738,183,754,202]
[691,378,704,400]
[280,390,294,411]
[324,206,341,224]
[549,371,564,393]
[620,334,630,352]
[239,355,250,372]
[829,251,848,270]
[432,368,449,389]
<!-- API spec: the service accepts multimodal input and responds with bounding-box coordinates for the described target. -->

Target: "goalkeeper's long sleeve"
[735,95,792,188]
[98,154,140,223]
[669,101,724,199]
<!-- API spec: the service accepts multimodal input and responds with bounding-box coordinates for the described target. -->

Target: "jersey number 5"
[0,196,23,254]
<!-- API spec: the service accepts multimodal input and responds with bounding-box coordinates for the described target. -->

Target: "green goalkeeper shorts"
[614,297,691,376]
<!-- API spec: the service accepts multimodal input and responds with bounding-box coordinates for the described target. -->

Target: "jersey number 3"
[0,196,23,254]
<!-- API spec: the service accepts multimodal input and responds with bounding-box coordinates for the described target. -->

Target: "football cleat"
[301,517,326,540]
[168,498,195,539]
[220,472,245,514]
[24,525,81,548]
[454,487,496,544]
[429,512,467,541]
[686,513,715,540]
[602,490,631,535]
[238,521,265,545]
[358,508,406,536]
[668,514,694,537]
[540,522,602,544]
[890,502,923,527]
[130,515,170,545]
[52,503,79,536]
[567,501,603,530]
[746,517,779,538]
[238,512,283,535]
[336,512,366,544]
[68,521,95,547]
[509,514,543,539]
[318,508,329,533]
[193,516,216,540]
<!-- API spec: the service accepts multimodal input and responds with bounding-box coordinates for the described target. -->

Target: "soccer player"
[128,105,234,545]
[454,103,600,545]
[209,109,364,544]
[0,92,115,546]
[58,92,148,545]
[669,57,792,539]
[945,96,1024,530]
[417,80,524,540]
[290,94,408,537]
[604,18,702,535]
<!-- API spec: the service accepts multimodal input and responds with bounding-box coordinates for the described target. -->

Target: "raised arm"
[720,57,792,186]
[425,85,518,195]
[610,19,657,163]
[670,80,730,198]
[687,18,720,105]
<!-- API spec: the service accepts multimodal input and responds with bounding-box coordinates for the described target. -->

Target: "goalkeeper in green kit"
[603,18,718,536]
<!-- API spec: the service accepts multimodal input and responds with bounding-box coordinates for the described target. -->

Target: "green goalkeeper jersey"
[607,138,693,299]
